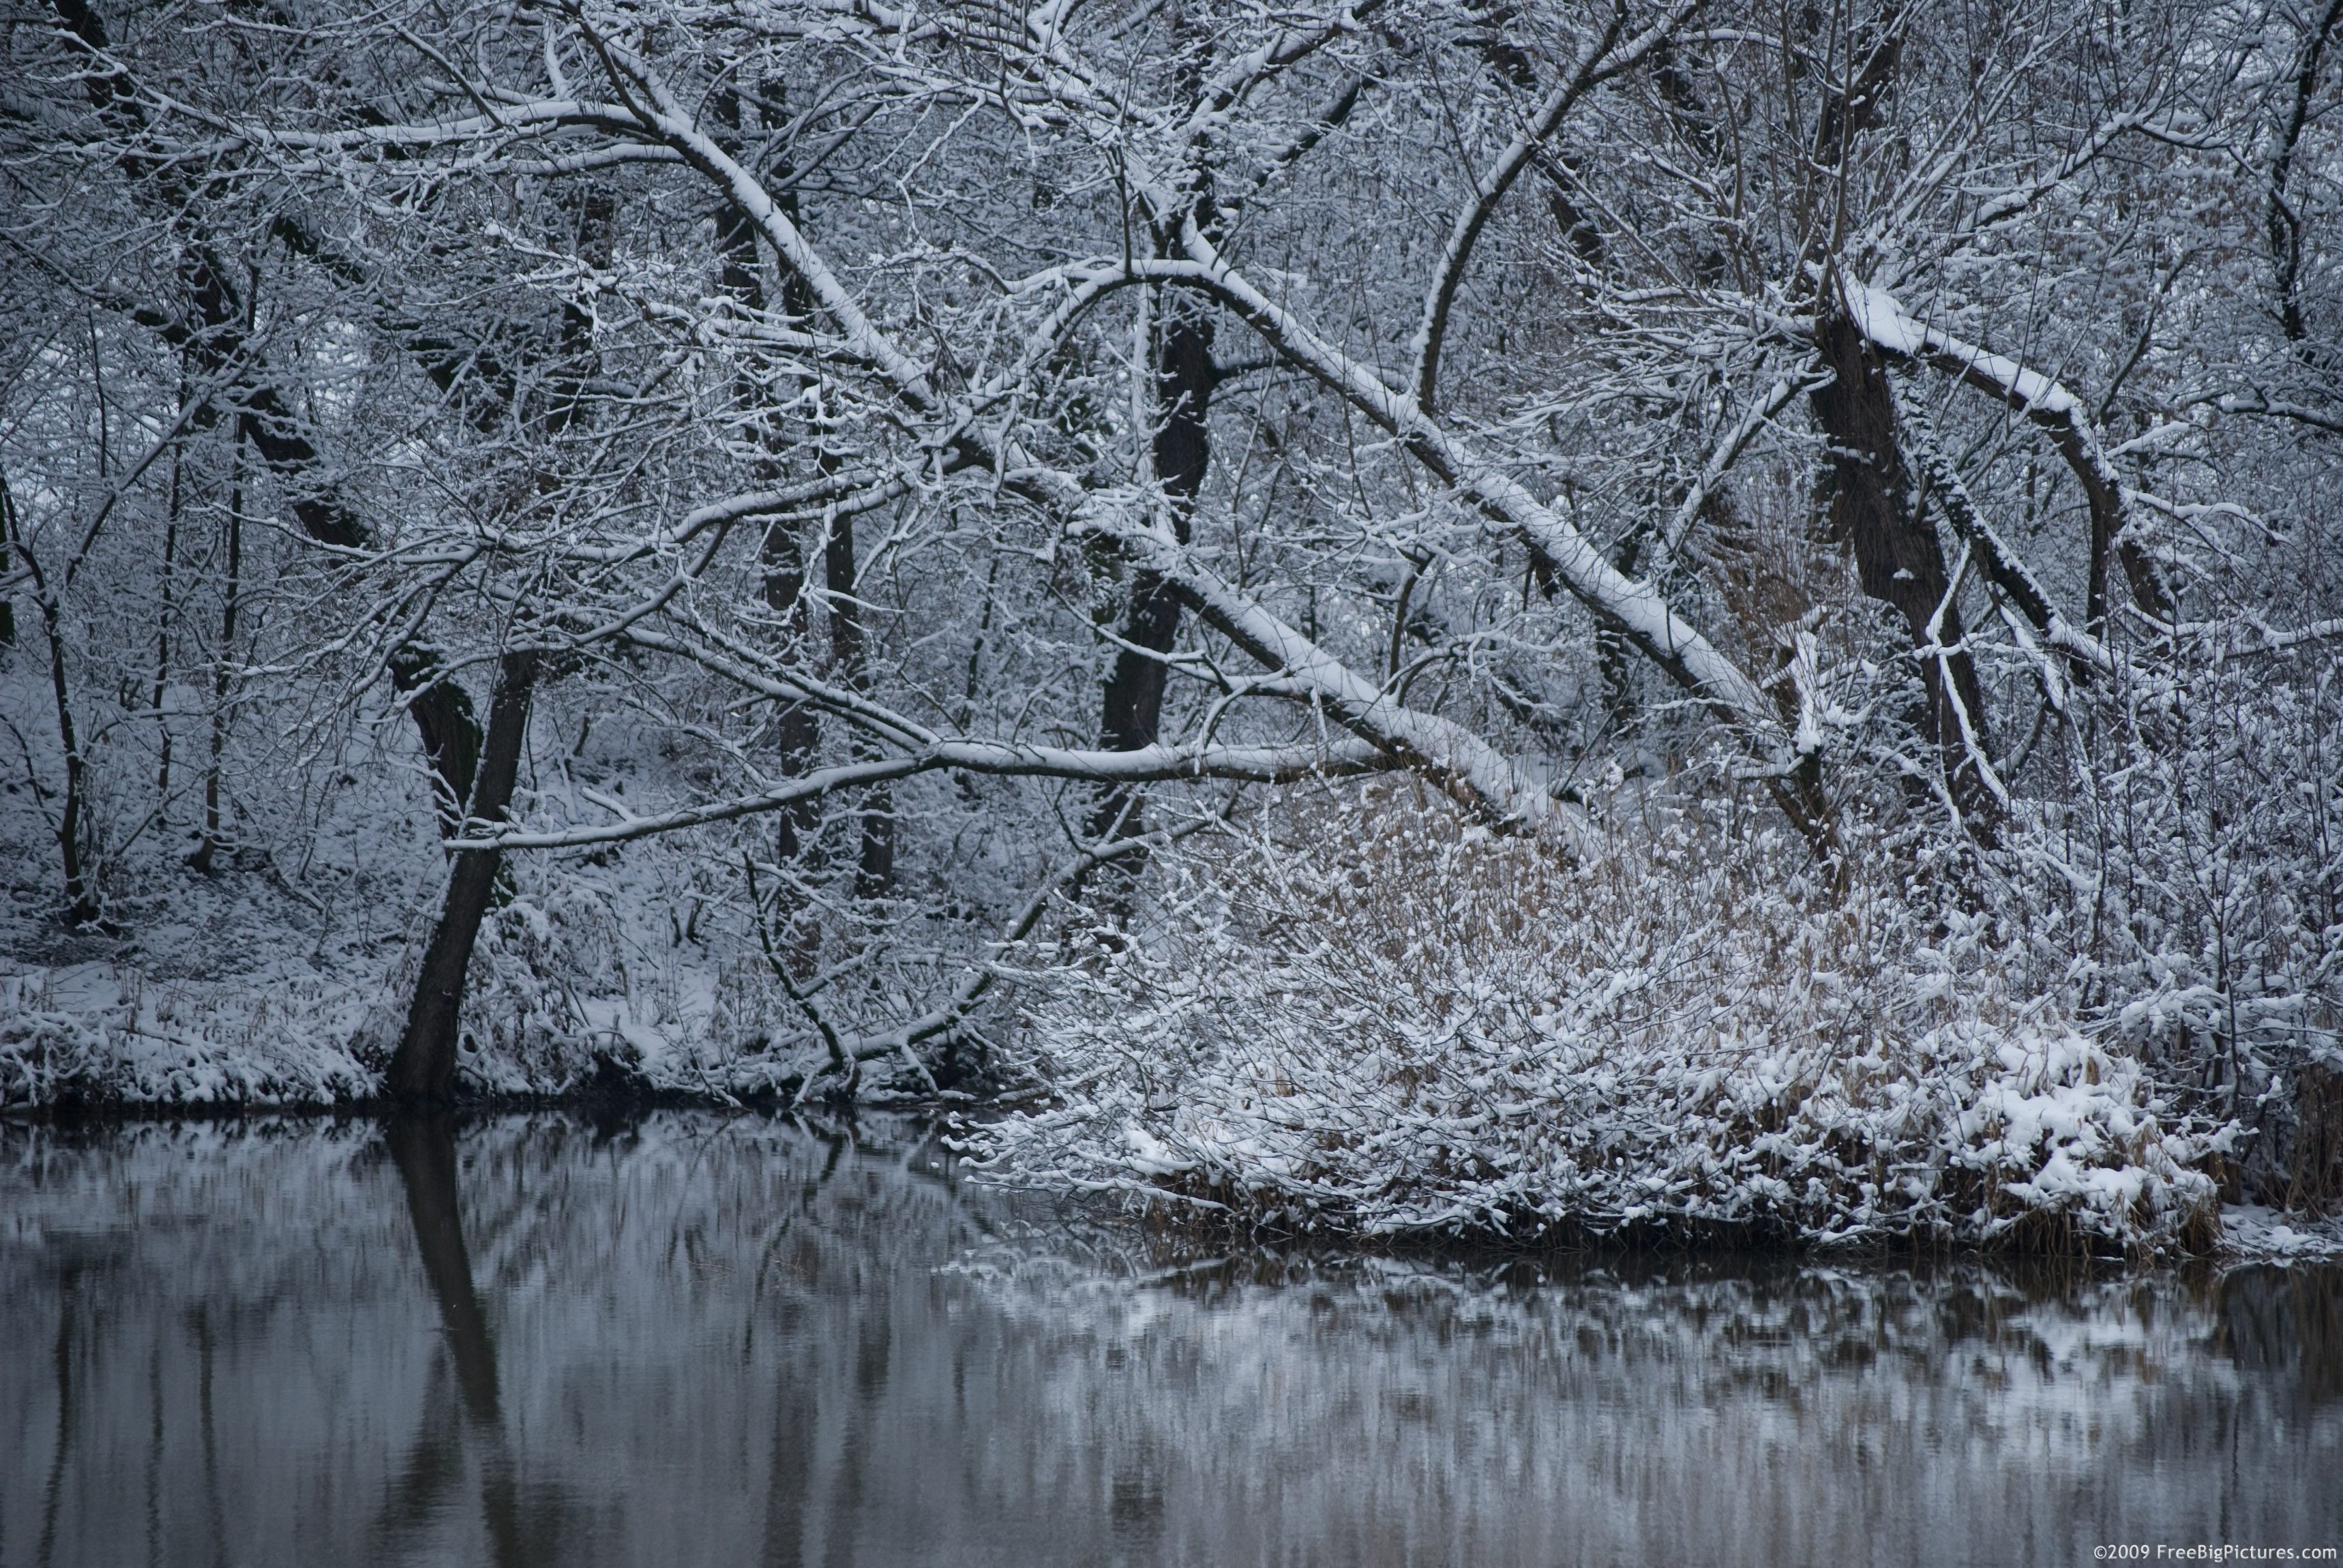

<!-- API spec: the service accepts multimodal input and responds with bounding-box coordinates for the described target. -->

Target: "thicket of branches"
[2,0,2338,1218]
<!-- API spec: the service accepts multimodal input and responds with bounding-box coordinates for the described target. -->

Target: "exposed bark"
[1090,283,1217,845]
[1811,310,1998,828]
[2269,0,2343,348]
[151,437,180,806]
[823,499,895,896]
[388,650,540,1102]
[185,408,245,874]
[389,648,483,835]
[715,90,824,868]
[1787,10,1995,832]
[689,118,963,903]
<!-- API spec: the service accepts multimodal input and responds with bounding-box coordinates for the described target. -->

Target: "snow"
[967,790,2228,1254]
[2220,1204,2343,1261]
[0,704,949,1109]
[1842,282,2080,417]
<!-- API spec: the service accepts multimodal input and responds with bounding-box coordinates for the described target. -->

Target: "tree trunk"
[1,468,96,924]
[387,648,482,836]
[387,650,539,1102]
[1090,285,1217,843]
[188,408,248,873]
[152,435,181,807]
[2269,0,2343,350]
[714,95,823,867]
[1811,310,1999,829]
[33,578,96,924]
[819,501,895,896]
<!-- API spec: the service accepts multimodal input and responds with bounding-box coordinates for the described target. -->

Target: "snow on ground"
[2220,1204,2343,1261]
[0,704,846,1107]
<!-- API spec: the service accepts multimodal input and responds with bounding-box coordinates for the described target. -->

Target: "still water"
[1,1113,2335,1568]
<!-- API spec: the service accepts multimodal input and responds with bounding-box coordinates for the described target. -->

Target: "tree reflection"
[2218,1262,2343,1404]
[378,1114,559,1568]
[4,1116,2336,1568]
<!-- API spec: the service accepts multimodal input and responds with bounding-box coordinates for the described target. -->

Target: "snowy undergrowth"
[968,787,2226,1256]
[0,964,378,1108]
[0,708,837,1109]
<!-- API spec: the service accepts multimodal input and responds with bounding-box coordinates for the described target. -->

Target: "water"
[1,1113,2335,1568]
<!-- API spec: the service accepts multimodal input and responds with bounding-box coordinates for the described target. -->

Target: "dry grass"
[972,783,2224,1256]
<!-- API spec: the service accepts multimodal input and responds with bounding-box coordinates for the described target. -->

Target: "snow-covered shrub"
[2025,642,2343,1207]
[449,883,633,1094]
[968,787,2224,1254]
[0,967,376,1109]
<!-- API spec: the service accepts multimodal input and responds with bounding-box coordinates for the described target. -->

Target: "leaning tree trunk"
[387,650,539,1102]
[1811,310,1999,831]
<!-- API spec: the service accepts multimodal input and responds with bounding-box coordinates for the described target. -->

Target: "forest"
[3,0,2340,1253]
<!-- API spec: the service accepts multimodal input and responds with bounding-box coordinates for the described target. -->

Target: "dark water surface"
[1,1113,2336,1568]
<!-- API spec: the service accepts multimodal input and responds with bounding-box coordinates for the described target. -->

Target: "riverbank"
[8,794,2335,1261]
[8,1079,2336,1265]
[0,954,942,1114]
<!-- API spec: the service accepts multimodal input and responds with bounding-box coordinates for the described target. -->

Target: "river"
[2,1111,2335,1567]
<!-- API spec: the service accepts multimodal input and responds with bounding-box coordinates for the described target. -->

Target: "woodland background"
[3,0,2339,1247]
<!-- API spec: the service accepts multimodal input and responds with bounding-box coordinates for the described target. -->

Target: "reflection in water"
[378,1115,553,1568]
[0,1113,2336,1568]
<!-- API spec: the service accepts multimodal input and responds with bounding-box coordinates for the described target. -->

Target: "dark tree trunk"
[188,406,248,873]
[1811,311,1998,828]
[714,95,823,867]
[387,651,539,1102]
[35,580,95,924]
[387,648,482,835]
[2269,0,2343,349]
[763,524,819,864]
[1,469,96,924]
[1088,16,1222,844]
[1090,286,1217,843]
[151,437,181,806]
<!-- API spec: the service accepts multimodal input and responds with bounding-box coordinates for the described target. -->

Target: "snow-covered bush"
[2033,641,2343,1208]
[969,787,2224,1254]
[0,967,376,1109]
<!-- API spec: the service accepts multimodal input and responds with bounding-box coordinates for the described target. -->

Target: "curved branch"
[1406,1,1695,413]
